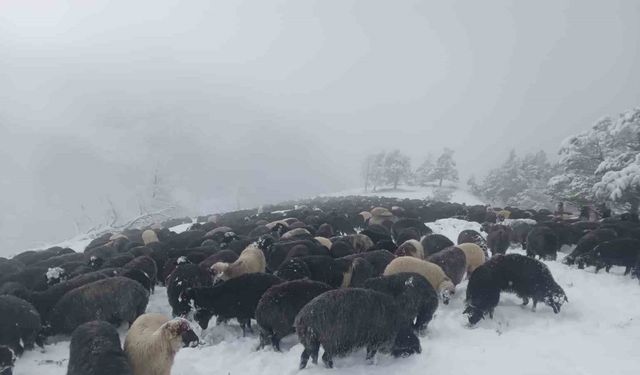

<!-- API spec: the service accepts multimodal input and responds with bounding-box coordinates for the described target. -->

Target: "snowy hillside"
[13,219,640,375]
[325,185,484,206]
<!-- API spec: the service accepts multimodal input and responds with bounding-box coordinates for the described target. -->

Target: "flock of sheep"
[1,196,639,375]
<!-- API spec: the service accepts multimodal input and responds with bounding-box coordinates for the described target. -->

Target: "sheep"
[457,229,489,257]
[0,266,64,292]
[295,288,420,369]
[124,256,158,292]
[12,247,74,266]
[275,256,357,288]
[281,228,313,241]
[421,234,454,257]
[141,229,159,245]
[464,254,567,325]
[185,273,284,333]
[463,263,501,325]
[395,228,420,245]
[30,252,84,270]
[345,233,375,253]
[29,271,110,321]
[67,320,133,375]
[564,229,617,266]
[360,225,393,244]
[314,236,333,250]
[124,314,196,375]
[340,250,396,276]
[198,250,239,272]
[101,253,136,268]
[261,239,324,272]
[211,243,266,281]
[0,346,15,375]
[0,295,42,356]
[329,241,354,258]
[383,256,455,304]
[577,238,640,274]
[48,277,149,335]
[428,246,467,285]
[526,226,559,260]
[363,272,438,332]
[282,244,330,264]
[395,239,424,259]
[0,258,24,276]
[392,218,432,242]
[255,280,333,351]
[487,226,510,255]
[166,263,213,317]
[316,224,334,238]
[456,243,487,275]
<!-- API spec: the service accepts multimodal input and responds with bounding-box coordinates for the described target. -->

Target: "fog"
[1,0,639,252]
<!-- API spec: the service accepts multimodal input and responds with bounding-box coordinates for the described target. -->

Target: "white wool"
[384,256,454,296]
[215,244,265,281]
[142,230,159,245]
[457,243,486,275]
[124,313,189,375]
[398,239,425,259]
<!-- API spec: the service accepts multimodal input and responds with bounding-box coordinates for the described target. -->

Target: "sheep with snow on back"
[255,280,333,351]
[295,288,420,369]
[384,256,455,304]
[211,243,266,281]
[67,320,132,375]
[124,313,197,375]
[364,272,438,332]
[166,263,213,317]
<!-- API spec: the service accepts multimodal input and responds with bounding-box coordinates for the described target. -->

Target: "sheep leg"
[271,336,281,352]
[365,346,377,363]
[605,265,612,273]
[322,351,334,368]
[299,349,311,369]
[532,300,538,312]
[521,297,529,306]
[624,266,631,276]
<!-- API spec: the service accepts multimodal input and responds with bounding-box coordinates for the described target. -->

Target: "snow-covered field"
[326,185,484,206]
[12,218,640,375]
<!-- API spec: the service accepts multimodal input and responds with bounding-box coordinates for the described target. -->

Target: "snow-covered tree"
[474,150,555,209]
[594,153,640,214]
[431,148,459,187]
[548,107,640,209]
[383,150,412,190]
[415,154,435,186]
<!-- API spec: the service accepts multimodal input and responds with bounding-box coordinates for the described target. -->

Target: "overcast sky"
[1,0,639,252]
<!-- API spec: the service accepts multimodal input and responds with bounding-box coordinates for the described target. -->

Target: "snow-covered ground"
[12,218,640,375]
[326,185,484,206]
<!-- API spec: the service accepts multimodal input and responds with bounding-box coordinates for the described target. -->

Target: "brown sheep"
[383,256,455,304]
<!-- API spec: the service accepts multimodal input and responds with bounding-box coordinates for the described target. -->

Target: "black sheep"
[329,241,354,258]
[391,218,432,242]
[0,345,15,375]
[363,272,438,332]
[198,250,239,271]
[48,277,149,335]
[421,234,454,257]
[295,288,420,369]
[275,256,352,288]
[0,282,31,301]
[0,258,24,276]
[67,320,132,375]
[563,229,617,265]
[255,280,333,351]
[428,246,467,285]
[101,253,135,268]
[30,252,84,270]
[263,239,325,272]
[166,263,213,317]
[464,254,567,325]
[0,295,42,356]
[487,226,510,256]
[526,226,559,260]
[340,250,396,276]
[0,266,64,291]
[185,273,283,333]
[463,264,501,325]
[12,247,74,266]
[29,271,110,321]
[578,238,640,274]
[123,256,157,292]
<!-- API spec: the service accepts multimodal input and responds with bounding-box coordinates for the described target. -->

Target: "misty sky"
[1,0,639,252]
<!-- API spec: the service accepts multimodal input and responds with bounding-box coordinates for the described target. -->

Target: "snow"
[326,185,484,206]
[45,267,64,282]
[10,219,640,375]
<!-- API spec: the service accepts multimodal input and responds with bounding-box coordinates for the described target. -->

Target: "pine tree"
[383,150,412,190]
[431,148,459,187]
[415,154,435,186]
